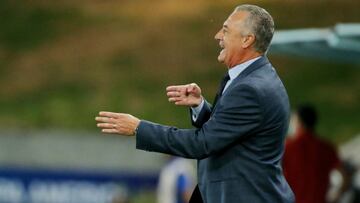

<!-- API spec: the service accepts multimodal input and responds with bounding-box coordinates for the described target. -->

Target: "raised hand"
[166,83,203,107]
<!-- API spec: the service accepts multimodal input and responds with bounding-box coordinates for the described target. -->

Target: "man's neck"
[228,52,263,69]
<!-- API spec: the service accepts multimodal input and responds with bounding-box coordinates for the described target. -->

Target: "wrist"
[132,119,141,136]
[191,96,203,107]
[133,125,139,136]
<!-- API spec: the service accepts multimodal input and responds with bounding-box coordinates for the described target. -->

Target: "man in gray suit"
[96,4,294,203]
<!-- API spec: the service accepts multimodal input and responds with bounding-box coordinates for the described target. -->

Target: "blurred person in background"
[96,4,294,203]
[328,160,360,203]
[157,156,196,203]
[283,104,343,203]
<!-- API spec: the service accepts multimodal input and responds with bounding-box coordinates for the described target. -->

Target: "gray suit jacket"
[136,57,295,203]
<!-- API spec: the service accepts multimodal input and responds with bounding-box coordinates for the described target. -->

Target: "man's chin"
[217,55,225,63]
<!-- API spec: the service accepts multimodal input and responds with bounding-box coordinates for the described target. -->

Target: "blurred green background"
[0,0,359,143]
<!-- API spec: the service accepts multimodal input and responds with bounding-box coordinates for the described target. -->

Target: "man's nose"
[214,30,222,40]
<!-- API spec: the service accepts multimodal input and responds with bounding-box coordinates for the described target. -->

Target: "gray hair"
[234,5,274,53]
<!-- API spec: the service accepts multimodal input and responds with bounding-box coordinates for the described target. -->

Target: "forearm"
[136,120,210,159]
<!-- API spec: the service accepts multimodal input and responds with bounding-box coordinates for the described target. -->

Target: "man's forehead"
[223,11,248,26]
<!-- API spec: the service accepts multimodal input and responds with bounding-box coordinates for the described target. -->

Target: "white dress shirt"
[191,56,261,121]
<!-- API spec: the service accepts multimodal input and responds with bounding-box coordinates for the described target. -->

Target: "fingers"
[166,83,200,107]
[167,84,197,93]
[167,86,185,103]
[99,111,119,118]
[96,116,117,133]
[96,112,121,132]
[166,91,181,97]
[168,97,183,103]
[101,128,118,134]
[97,123,115,128]
[166,86,185,98]
[95,116,116,123]
[166,85,186,92]
[96,119,118,134]
[96,112,140,136]
[175,100,188,105]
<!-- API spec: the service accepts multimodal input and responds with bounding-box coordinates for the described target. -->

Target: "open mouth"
[219,42,225,54]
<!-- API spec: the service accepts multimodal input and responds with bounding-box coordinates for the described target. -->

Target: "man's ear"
[242,34,256,49]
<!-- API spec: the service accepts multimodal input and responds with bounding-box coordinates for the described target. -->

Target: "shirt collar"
[228,56,262,80]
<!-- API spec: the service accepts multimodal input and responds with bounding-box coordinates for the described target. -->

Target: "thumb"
[186,83,196,93]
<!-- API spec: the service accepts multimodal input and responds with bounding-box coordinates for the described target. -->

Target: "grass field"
[0,0,359,143]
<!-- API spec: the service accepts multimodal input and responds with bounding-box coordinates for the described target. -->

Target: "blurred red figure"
[283,105,341,203]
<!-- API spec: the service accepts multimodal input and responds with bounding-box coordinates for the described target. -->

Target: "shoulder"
[228,66,287,106]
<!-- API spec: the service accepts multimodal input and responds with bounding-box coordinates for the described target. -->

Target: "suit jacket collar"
[225,56,270,90]
[228,56,261,81]
[237,56,269,80]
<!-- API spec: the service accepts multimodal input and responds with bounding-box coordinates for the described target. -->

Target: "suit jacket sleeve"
[136,84,262,159]
[190,100,212,128]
